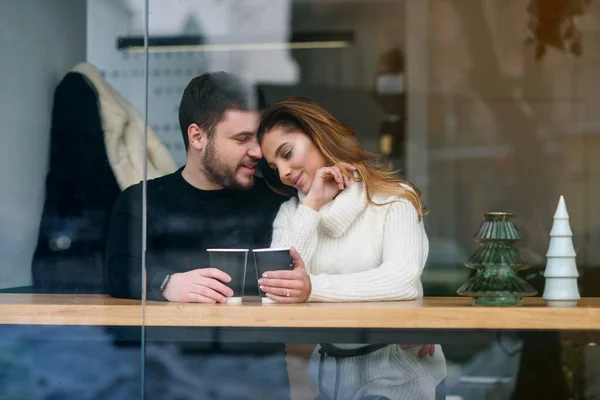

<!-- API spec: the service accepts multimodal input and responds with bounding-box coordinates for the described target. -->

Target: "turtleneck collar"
[298,177,368,238]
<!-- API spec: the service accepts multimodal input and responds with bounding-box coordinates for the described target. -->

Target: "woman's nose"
[279,167,291,183]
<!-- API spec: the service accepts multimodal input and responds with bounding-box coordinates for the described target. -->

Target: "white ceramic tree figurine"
[543,195,580,307]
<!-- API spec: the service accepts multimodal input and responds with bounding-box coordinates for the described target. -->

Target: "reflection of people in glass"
[105,72,291,399]
[257,97,446,400]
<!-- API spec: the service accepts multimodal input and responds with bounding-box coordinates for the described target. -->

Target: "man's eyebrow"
[230,131,254,138]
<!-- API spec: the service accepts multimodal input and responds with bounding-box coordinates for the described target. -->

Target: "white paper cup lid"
[207,249,249,252]
[252,247,291,252]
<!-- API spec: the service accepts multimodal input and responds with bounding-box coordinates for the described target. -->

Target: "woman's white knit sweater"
[271,179,427,303]
[270,180,446,399]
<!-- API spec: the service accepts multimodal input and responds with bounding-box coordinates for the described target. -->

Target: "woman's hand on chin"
[303,163,356,211]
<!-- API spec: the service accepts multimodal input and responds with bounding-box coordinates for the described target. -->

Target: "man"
[105,71,291,399]
[106,71,288,302]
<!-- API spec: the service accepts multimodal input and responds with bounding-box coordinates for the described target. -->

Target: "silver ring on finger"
[286,288,290,297]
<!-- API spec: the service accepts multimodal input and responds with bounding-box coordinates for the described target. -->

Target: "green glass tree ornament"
[457,212,537,306]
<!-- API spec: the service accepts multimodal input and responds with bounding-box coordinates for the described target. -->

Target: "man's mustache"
[239,157,259,169]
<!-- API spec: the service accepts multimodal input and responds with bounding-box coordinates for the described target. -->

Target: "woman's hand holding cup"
[258,248,311,303]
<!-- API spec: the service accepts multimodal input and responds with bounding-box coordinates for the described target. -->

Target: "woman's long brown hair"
[257,96,427,220]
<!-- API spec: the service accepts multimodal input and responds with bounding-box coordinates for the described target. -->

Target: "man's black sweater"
[105,167,287,302]
[104,169,291,399]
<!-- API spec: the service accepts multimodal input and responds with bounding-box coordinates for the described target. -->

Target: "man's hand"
[258,248,311,303]
[401,344,436,358]
[162,268,233,303]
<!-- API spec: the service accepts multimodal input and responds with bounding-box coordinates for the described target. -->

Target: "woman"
[256,97,446,400]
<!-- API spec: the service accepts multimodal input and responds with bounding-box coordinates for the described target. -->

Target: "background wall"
[0,0,87,289]
[87,0,299,166]
[426,0,600,268]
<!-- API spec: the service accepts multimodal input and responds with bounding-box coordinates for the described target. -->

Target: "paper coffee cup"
[252,248,294,304]
[207,249,249,303]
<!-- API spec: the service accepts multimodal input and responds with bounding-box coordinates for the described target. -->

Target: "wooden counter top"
[0,294,599,330]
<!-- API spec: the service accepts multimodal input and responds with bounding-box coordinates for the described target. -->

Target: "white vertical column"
[405,0,430,197]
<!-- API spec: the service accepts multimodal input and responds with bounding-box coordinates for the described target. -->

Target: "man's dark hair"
[178,71,260,151]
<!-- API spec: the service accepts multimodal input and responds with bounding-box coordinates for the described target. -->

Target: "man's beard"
[201,139,255,190]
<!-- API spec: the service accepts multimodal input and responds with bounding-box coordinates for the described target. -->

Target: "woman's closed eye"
[282,149,292,160]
